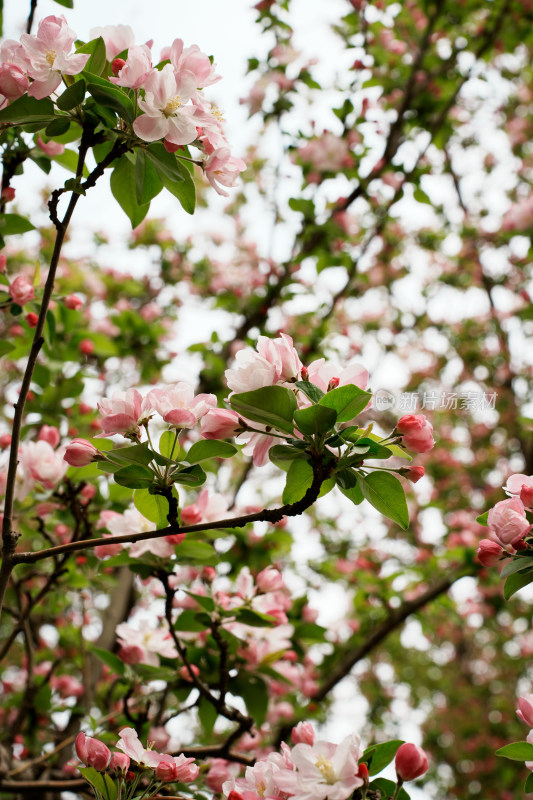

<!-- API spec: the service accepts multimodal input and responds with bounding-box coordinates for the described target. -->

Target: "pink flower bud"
[327,376,340,391]
[256,566,284,592]
[2,187,15,202]
[0,434,12,448]
[79,339,95,355]
[65,294,83,310]
[476,539,503,567]
[86,738,112,772]
[164,139,180,153]
[202,566,217,582]
[200,408,242,440]
[395,743,428,781]
[396,415,434,453]
[26,312,38,328]
[9,275,35,306]
[300,365,309,380]
[109,752,130,775]
[403,466,425,483]
[64,438,99,467]
[0,63,29,100]
[111,57,126,76]
[38,425,60,448]
[0,255,6,272]
[156,759,180,782]
[117,644,145,664]
[358,763,369,784]
[521,485,533,508]
[487,497,531,550]
[179,664,200,682]
[291,721,315,745]
[75,732,89,765]
[517,694,533,727]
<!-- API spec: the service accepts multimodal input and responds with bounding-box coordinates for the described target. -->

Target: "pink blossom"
[90,24,135,61]
[306,358,369,394]
[147,382,216,428]
[20,16,89,99]
[257,333,302,383]
[296,133,352,173]
[133,64,198,146]
[181,488,228,525]
[116,728,161,768]
[155,754,199,782]
[256,566,285,593]
[38,425,60,448]
[19,441,67,489]
[169,38,221,90]
[517,694,533,726]
[115,621,178,666]
[291,722,315,746]
[237,428,278,467]
[226,350,278,393]
[64,294,83,310]
[274,734,364,800]
[64,439,99,467]
[204,147,247,196]
[51,674,84,698]
[75,733,111,772]
[36,135,65,156]
[201,408,243,440]
[109,752,130,775]
[0,62,28,100]
[487,497,531,550]
[103,507,177,559]
[9,275,34,306]
[506,473,533,508]
[476,539,503,567]
[97,388,152,438]
[110,45,152,89]
[394,743,429,782]
[396,414,435,453]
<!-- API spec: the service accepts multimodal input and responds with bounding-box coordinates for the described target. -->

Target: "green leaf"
[56,79,86,111]
[53,0,74,6]
[133,663,177,682]
[134,489,169,527]
[350,437,392,460]
[369,778,410,800]
[358,472,409,529]
[87,79,134,123]
[91,646,125,676]
[476,511,489,526]
[76,37,107,76]
[0,341,15,357]
[134,149,163,205]
[525,771,533,792]
[44,117,71,137]
[198,695,218,734]
[0,214,35,235]
[282,458,313,504]
[183,591,215,612]
[53,149,89,176]
[269,444,308,471]
[295,380,325,403]
[362,740,403,776]
[0,95,54,124]
[110,442,154,467]
[159,430,180,460]
[186,440,238,463]
[113,464,154,489]
[496,742,533,760]
[110,155,150,228]
[146,143,196,214]
[338,480,364,505]
[293,404,337,436]
[78,767,117,800]
[175,539,216,562]
[234,607,276,627]
[500,557,533,578]
[174,609,209,631]
[230,386,297,434]
[504,570,533,600]
[171,464,207,487]
[240,675,269,726]
[319,385,371,422]
[294,622,327,641]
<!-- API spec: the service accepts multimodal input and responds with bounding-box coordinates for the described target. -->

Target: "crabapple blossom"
[20,16,89,99]
[168,38,221,90]
[38,425,60,448]
[89,24,135,61]
[274,733,364,800]
[396,414,435,453]
[181,488,229,525]
[257,333,302,383]
[9,275,34,306]
[133,64,198,146]
[19,441,66,489]
[291,722,315,746]
[109,752,130,775]
[36,135,65,156]
[225,350,278,393]
[204,148,247,196]
[505,473,533,507]
[147,382,216,428]
[64,438,99,467]
[200,407,243,439]
[97,388,153,438]
[517,694,533,727]
[75,733,112,772]
[109,44,152,89]
[0,62,28,100]
[306,357,368,394]
[116,621,178,666]
[115,727,161,768]
[487,497,531,551]
[394,742,429,781]
[476,538,503,567]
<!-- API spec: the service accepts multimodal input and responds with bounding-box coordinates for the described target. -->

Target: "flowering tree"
[0,1,532,800]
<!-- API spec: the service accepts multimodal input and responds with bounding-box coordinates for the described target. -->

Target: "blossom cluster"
[0,16,245,195]
[477,473,533,564]
[76,727,198,792]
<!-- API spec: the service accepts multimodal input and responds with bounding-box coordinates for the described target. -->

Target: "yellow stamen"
[163,96,182,117]
[315,755,336,784]
[46,49,57,67]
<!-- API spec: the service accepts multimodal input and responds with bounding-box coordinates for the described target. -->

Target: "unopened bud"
[327,376,340,391]
[111,58,126,76]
